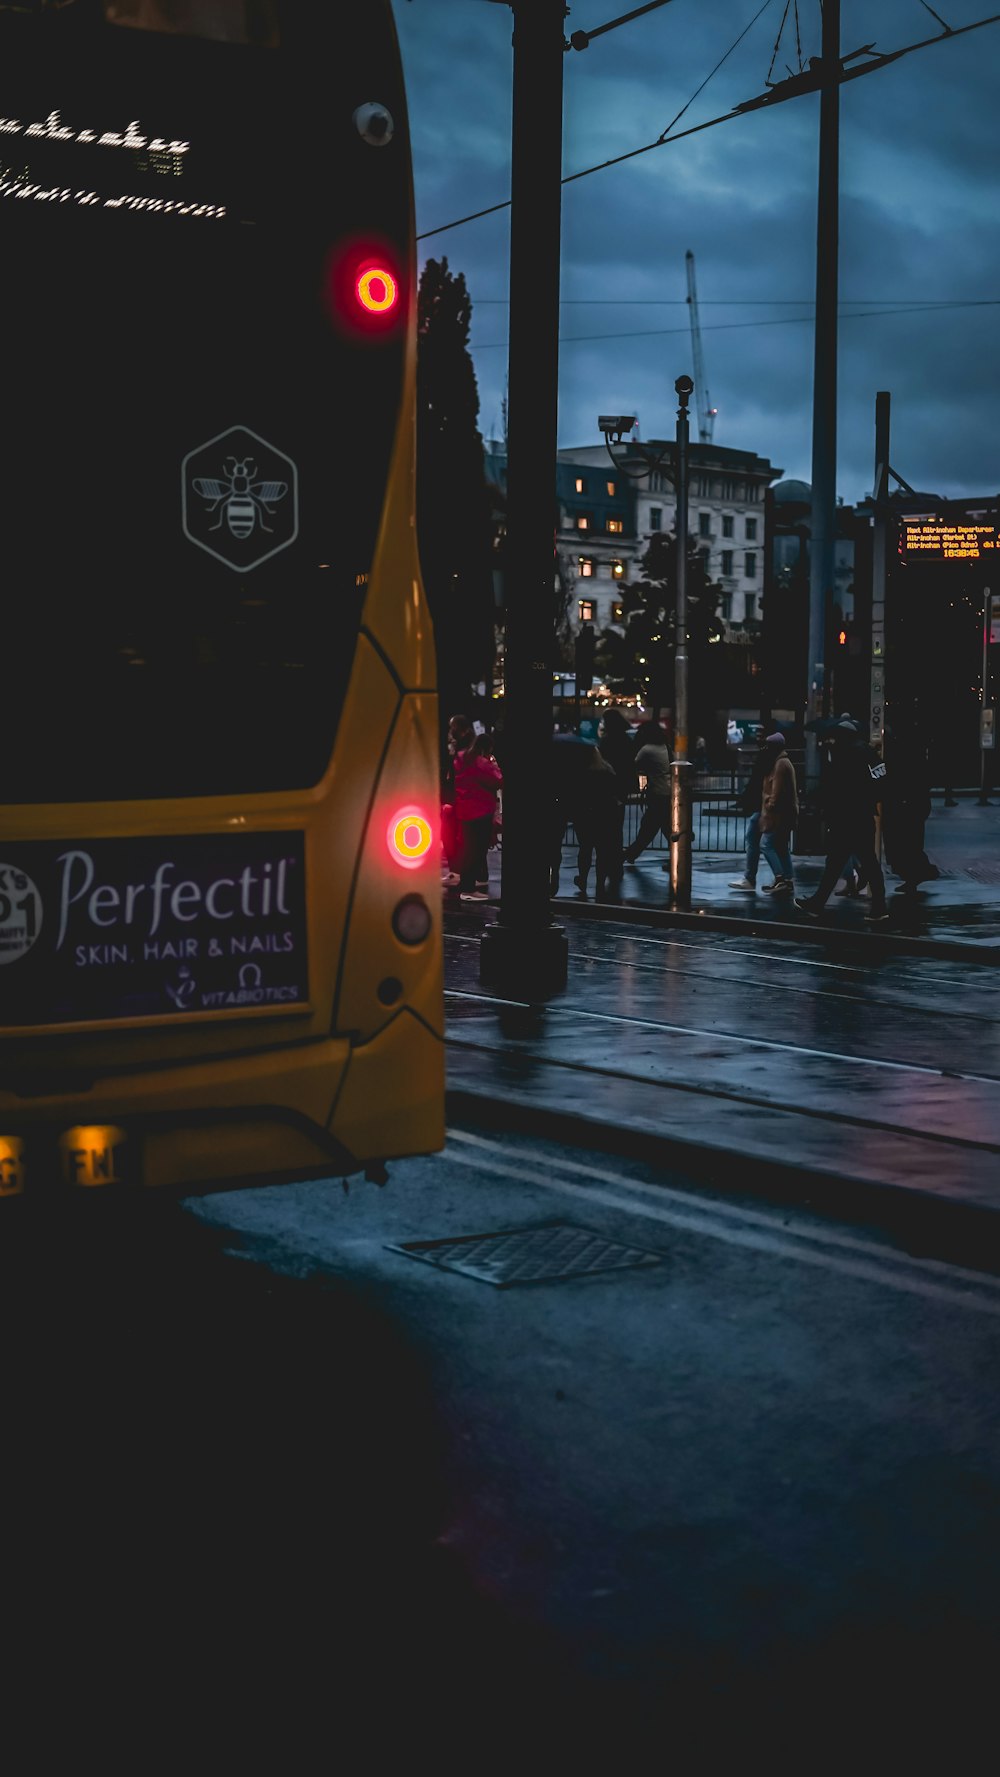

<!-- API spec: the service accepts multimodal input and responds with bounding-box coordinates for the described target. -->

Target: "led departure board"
[899,521,1000,561]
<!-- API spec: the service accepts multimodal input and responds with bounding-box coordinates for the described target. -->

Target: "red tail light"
[388,808,433,868]
[357,267,398,313]
[324,240,404,336]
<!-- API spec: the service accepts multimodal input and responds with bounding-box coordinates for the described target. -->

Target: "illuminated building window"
[745,552,757,577]
[577,514,591,530]
[746,517,758,541]
[606,480,617,496]
[578,599,595,622]
[611,559,625,579]
[721,550,733,577]
[575,476,586,494]
[579,557,594,577]
[699,512,711,538]
[649,507,662,532]
[722,515,734,538]
[606,517,623,534]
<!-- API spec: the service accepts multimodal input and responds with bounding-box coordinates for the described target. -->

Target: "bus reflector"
[0,1136,27,1197]
[388,809,432,867]
[58,1126,129,1188]
[357,267,398,313]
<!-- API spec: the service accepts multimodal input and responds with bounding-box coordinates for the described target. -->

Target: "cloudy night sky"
[395,0,999,504]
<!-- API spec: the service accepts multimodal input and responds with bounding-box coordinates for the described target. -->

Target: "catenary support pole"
[869,391,889,760]
[870,391,890,858]
[480,0,569,994]
[670,375,693,906]
[804,0,841,806]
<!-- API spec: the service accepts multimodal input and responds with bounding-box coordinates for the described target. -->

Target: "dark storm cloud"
[396,0,1000,503]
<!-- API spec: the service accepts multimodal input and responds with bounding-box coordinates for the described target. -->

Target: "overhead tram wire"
[470,298,1000,350]
[416,9,1000,241]
[417,0,771,241]
[654,0,774,143]
[567,0,680,49]
[471,296,994,305]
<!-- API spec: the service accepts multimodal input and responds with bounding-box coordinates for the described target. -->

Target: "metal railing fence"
[565,793,750,855]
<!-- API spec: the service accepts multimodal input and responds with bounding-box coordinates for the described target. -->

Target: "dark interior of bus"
[1,0,410,801]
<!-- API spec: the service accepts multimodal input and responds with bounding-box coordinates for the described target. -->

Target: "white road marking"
[443,1130,1000,1317]
[445,988,1000,1085]
[567,948,998,1027]
[446,923,997,993]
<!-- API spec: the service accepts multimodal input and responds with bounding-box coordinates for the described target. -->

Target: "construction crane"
[685,250,717,444]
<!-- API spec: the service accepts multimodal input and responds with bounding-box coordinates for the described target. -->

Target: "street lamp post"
[480,0,569,996]
[670,375,694,907]
[598,383,694,906]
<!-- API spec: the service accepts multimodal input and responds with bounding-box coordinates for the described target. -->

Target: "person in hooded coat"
[796,721,889,922]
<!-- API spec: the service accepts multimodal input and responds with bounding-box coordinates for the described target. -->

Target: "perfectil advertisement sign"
[0,832,308,1027]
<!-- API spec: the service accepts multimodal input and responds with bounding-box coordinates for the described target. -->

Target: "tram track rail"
[444,993,1000,1159]
[472,890,1000,968]
[446,927,1000,1027]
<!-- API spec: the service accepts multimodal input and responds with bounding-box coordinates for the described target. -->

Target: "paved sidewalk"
[551,796,1000,955]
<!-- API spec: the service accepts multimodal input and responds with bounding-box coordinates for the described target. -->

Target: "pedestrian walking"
[453,727,503,901]
[622,721,672,864]
[882,715,939,895]
[591,708,635,890]
[441,714,474,891]
[757,730,798,897]
[795,719,889,922]
[549,733,594,896]
[728,735,770,894]
[572,746,621,901]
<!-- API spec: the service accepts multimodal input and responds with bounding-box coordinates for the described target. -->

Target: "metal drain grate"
[387,1221,664,1288]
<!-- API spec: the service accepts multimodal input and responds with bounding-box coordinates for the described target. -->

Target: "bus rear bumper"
[0,1038,354,1196]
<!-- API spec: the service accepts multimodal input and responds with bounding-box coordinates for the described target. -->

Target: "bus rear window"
[103,1,280,46]
[0,3,408,804]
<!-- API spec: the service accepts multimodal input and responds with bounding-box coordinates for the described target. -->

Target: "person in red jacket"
[453,729,503,901]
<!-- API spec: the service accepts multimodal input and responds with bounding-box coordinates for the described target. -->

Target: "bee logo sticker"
[0,865,43,966]
[182,425,299,571]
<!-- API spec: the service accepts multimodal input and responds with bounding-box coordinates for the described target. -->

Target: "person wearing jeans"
[730,809,762,893]
[729,738,770,893]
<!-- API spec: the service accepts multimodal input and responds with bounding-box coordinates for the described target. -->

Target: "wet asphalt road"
[7,912,1000,1759]
[190,1128,1000,1754]
[7,1110,997,1760]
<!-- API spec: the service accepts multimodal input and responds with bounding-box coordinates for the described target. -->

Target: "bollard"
[669,758,693,908]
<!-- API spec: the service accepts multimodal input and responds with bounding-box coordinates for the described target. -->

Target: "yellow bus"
[0,0,444,1197]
